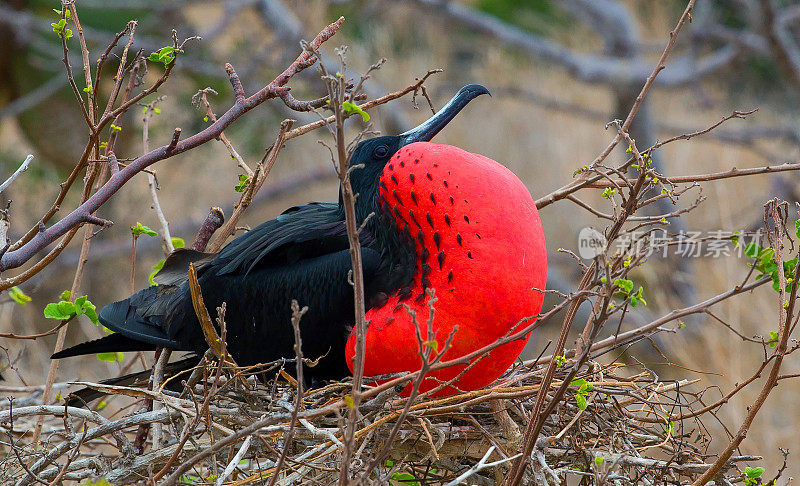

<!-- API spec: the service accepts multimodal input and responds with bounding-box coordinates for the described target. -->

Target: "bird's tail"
[51,332,158,359]
[65,355,200,407]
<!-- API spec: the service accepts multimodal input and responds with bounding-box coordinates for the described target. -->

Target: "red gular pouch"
[345,142,547,396]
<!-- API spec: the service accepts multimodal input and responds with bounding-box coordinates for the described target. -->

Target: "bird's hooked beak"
[399,84,491,146]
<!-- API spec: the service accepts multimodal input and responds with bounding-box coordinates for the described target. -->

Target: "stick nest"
[0,357,762,485]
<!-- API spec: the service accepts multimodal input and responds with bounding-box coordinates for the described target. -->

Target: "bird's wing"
[213,202,374,275]
[78,201,382,366]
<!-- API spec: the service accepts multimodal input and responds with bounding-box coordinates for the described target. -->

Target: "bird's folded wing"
[213,202,374,275]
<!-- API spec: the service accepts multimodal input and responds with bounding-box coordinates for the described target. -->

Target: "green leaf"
[44,301,76,320]
[149,258,165,286]
[768,331,779,348]
[9,286,31,305]
[235,174,250,193]
[570,378,588,388]
[575,393,587,410]
[51,18,71,39]
[630,286,647,307]
[342,101,370,122]
[594,456,604,466]
[131,222,158,237]
[344,395,355,408]
[60,290,72,300]
[171,237,185,249]
[82,300,99,325]
[390,471,420,485]
[601,188,615,199]
[745,467,765,479]
[83,85,93,94]
[423,340,438,352]
[96,352,125,362]
[744,242,761,259]
[795,219,800,239]
[74,295,87,317]
[148,46,179,67]
[613,278,634,294]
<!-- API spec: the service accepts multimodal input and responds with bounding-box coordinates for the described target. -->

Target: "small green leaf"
[110,124,122,132]
[97,352,125,362]
[570,378,588,388]
[745,467,765,479]
[203,116,209,122]
[678,321,686,329]
[423,340,438,352]
[342,101,370,122]
[630,286,647,307]
[83,84,93,94]
[154,108,162,115]
[575,393,587,410]
[613,278,634,294]
[594,456,604,466]
[148,46,179,67]
[82,300,99,325]
[131,222,158,237]
[745,242,761,259]
[171,237,185,249]
[744,466,765,486]
[60,290,72,300]
[44,301,76,320]
[601,188,615,199]
[234,174,250,193]
[149,258,165,286]
[344,395,355,409]
[9,286,31,305]
[768,331,779,348]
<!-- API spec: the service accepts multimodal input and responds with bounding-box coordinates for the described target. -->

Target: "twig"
[0,155,34,194]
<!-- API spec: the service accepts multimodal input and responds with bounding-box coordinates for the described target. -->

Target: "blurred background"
[2,0,800,476]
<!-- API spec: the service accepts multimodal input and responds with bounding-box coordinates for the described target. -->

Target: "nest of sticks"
[0,354,764,485]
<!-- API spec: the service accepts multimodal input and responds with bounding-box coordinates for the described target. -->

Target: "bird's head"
[344,84,490,221]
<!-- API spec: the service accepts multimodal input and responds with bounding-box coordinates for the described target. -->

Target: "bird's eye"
[373,145,389,159]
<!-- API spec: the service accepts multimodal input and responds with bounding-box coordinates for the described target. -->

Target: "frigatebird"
[52,85,503,387]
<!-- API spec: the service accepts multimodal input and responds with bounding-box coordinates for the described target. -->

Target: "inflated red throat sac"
[345,142,547,396]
